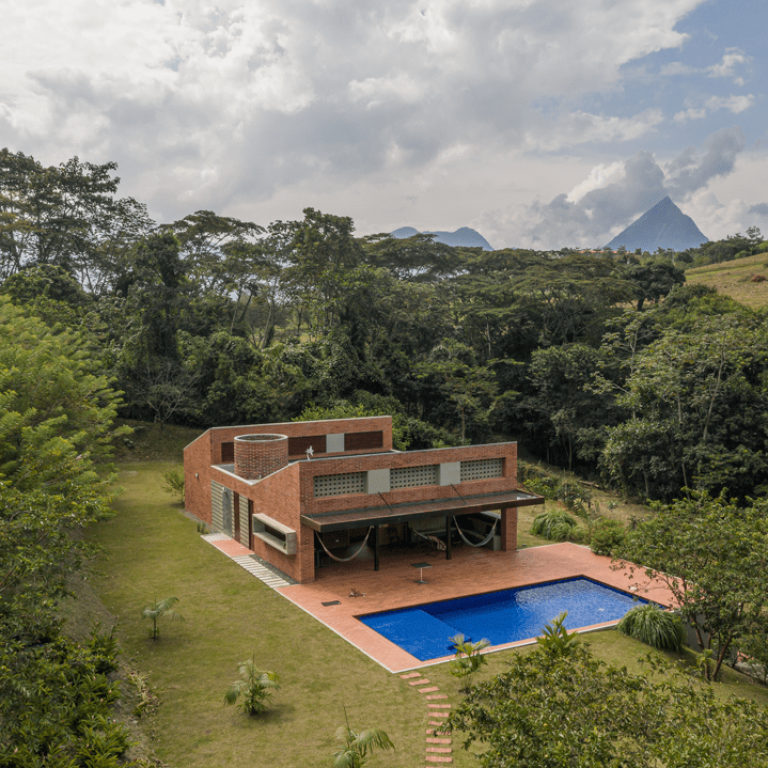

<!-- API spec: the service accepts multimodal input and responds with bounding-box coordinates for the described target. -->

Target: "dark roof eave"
[300,491,544,532]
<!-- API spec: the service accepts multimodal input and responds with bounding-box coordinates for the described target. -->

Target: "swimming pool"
[359,577,648,661]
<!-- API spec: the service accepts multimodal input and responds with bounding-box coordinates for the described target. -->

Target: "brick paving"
[401,673,454,766]
[277,542,674,672]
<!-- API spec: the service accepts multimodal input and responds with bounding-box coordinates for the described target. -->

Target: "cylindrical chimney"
[234,434,289,480]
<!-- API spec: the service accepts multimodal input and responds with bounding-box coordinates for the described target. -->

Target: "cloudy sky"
[2,0,766,249]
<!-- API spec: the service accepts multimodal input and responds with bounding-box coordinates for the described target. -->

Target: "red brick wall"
[500,507,518,551]
[184,431,213,524]
[247,464,314,583]
[205,416,393,464]
[234,434,289,479]
[300,443,518,517]
[184,417,392,526]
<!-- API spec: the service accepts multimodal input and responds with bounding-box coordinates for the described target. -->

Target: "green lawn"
[85,459,768,767]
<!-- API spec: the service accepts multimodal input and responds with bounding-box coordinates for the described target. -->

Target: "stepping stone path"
[400,672,453,765]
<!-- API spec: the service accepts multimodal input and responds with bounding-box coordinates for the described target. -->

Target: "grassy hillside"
[686,250,768,308]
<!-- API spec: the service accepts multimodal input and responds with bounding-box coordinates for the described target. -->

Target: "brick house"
[184,416,542,584]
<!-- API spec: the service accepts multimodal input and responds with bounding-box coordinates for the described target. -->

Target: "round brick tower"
[234,434,289,480]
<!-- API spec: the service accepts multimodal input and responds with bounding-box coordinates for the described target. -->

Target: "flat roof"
[300,489,543,532]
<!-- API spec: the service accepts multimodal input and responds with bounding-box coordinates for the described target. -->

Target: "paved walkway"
[201,533,292,588]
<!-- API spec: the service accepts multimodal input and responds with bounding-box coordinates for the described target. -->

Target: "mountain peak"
[605,197,708,252]
[391,226,493,250]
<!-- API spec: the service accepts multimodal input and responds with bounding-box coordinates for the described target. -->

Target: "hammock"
[452,516,499,548]
[315,527,374,562]
[410,527,447,551]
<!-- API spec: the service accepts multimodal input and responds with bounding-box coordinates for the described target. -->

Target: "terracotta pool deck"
[276,542,675,673]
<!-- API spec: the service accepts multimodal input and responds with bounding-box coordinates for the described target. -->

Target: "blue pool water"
[359,577,647,661]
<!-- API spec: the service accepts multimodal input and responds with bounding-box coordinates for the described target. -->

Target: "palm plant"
[536,612,580,658]
[530,509,578,541]
[449,633,491,691]
[617,603,685,651]
[332,709,394,768]
[224,658,281,715]
[141,596,183,640]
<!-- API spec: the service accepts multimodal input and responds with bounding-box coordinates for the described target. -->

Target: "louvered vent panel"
[460,458,503,482]
[390,464,438,490]
[313,472,366,498]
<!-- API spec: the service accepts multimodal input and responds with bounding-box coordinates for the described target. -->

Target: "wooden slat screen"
[288,435,327,456]
[344,431,384,451]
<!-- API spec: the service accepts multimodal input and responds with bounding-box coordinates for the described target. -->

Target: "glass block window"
[314,472,366,498]
[390,464,438,490]
[460,458,503,482]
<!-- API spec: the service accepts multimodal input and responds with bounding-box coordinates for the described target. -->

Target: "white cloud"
[661,47,749,84]
[1,0,708,221]
[673,94,754,122]
[706,48,749,83]
[566,161,625,203]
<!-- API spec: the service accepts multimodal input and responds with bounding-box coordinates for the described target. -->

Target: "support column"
[500,506,518,551]
[373,526,380,571]
[445,515,452,560]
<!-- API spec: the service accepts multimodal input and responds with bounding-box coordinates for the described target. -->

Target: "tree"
[278,208,364,339]
[600,314,768,500]
[141,596,183,640]
[0,148,152,289]
[624,260,686,311]
[526,344,614,470]
[616,490,768,680]
[449,626,768,768]
[224,659,281,716]
[0,299,125,639]
[0,299,132,757]
[417,340,498,441]
[332,711,394,768]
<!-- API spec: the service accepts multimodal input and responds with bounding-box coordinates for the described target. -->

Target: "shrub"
[617,604,685,651]
[530,509,578,542]
[588,518,626,556]
[556,479,591,517]
[738,624,768,685]
[163,468,185,504]
[519,464,592,517]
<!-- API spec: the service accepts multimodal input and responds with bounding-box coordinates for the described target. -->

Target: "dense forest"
[3,147,768,501]
[2,147,768,765]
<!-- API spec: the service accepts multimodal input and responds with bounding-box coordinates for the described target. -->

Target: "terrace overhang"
[300,489,544,533]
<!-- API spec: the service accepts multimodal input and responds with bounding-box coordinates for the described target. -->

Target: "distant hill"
[605,197,708,252]
[391,226,493,250]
